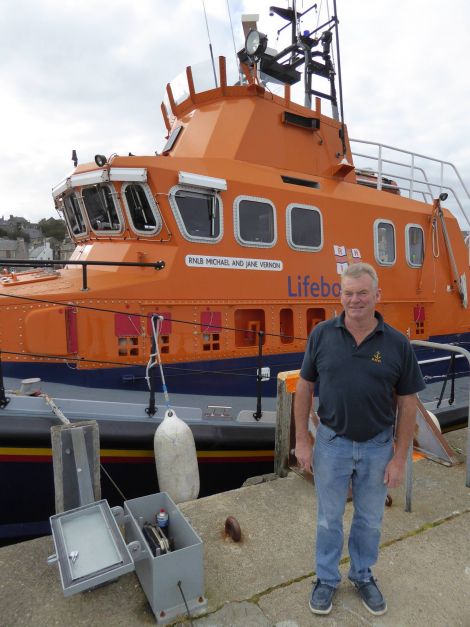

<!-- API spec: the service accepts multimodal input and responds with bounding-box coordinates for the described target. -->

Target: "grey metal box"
[124,492,207,623]
[49,500,134,597]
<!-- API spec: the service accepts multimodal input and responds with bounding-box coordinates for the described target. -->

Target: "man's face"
[340,273,380,323]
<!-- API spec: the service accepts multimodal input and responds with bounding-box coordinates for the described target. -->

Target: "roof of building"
[0,239,19,251]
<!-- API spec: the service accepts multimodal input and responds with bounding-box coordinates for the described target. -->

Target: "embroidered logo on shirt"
[371,351,382,364]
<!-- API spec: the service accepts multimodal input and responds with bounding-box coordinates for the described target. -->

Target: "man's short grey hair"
[341,262,378,290]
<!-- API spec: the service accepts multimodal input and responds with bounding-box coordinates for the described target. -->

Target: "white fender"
[154,409,200,503]
[427,409,441,433]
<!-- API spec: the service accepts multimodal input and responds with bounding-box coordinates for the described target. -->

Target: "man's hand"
[294,377,315,473]
[295,435,314,474]
[383,455,406,488]
[384,393,418,488]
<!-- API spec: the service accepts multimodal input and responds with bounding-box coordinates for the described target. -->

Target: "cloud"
[0,0,469,223]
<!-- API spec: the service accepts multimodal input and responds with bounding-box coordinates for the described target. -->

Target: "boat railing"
[351,138,470,230]
[0,258,165,291]
[162,56,242,125]
[412,339,470,489]
[161,55,309,138]
[0,294,281,419]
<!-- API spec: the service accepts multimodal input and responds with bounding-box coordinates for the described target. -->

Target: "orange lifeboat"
[0,5,469,397]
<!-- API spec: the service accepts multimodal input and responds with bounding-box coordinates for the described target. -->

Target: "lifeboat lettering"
[287,275,341,298]
[185,254,282,271]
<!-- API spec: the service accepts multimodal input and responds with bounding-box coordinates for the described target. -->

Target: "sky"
[1,0,469,224]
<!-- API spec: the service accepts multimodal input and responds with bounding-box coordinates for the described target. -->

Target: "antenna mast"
[239,3,345,127]
[332,0,347,155]
[226,0,240,81]
[201,0,218,88]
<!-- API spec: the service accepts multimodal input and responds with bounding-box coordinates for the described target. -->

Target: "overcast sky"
[1,0,469,224]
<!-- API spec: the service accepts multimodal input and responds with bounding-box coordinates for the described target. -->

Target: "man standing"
[295,262,424,616]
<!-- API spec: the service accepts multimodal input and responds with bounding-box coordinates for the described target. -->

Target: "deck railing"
[411,340,470,488]
[351,139,470,230]
[0,258,165,291]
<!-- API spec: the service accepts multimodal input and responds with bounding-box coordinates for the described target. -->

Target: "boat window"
[63,192,87,236]
[234,196,277,248]
[406,224,424,267]
[122,183,161,234]
[162,126,182,154]
[287,204,323,251]
[169,186,223,243]
[81,184,121,233]
[374,219,396,266]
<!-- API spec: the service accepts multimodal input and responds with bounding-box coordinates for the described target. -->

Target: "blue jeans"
[312,422,394,587]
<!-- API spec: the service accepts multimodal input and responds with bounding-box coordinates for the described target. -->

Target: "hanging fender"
[154,409,200,504]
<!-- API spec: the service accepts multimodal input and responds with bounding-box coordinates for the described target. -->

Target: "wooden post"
[275,370,300,477]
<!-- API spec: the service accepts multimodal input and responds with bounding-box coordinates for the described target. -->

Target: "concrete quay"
[1,428,469,627]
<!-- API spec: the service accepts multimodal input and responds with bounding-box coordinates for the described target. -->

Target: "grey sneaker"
[352,577,387,615]
[309,580,336,615]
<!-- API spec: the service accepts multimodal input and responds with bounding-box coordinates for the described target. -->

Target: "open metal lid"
[49,500,135,597]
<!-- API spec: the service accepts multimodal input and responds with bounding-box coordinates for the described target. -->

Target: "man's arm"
[384,393,417,488]
[294,376,315,472]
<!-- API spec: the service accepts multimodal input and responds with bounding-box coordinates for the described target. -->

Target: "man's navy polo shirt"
[300,311,425,441]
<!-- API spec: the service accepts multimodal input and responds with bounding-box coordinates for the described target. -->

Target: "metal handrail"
[352,138,470,194]
[354,153,466,218]
[412,339,470,487]
[0,258,165,291]
[354,152,436,200]
[351,138,470,229]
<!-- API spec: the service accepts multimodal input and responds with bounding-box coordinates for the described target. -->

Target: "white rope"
[432,218,440,258]
[42,393,70,425]
[146,315,171,409]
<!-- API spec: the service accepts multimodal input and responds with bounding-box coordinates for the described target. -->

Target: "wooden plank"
[274,373,293,477]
